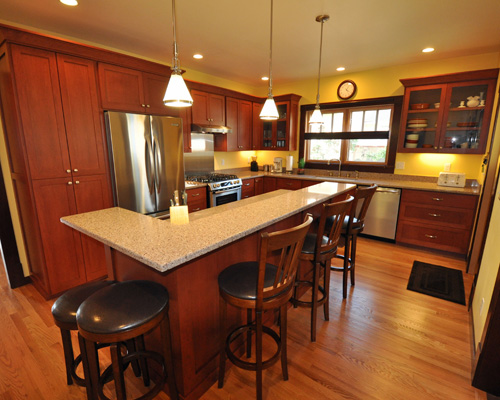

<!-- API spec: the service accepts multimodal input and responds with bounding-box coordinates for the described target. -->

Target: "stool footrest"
[290,283,327,308]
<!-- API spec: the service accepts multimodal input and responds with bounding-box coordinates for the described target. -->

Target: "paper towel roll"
[286,155,294,172]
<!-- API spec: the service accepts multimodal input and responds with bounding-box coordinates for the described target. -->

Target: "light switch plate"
[437,172,466,187]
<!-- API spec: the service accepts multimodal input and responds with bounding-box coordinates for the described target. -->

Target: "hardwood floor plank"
[0,237,487,399]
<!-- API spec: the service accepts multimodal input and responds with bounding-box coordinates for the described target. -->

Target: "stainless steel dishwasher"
[357,186,401,241]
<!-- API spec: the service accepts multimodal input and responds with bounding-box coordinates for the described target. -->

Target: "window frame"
[299,96,403,173]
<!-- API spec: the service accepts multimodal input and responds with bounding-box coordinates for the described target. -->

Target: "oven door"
[210,187,241,207]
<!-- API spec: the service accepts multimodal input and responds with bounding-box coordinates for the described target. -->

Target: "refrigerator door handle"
[144,133,155,195]
[153,139,162,194]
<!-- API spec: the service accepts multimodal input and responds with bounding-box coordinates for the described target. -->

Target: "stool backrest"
[347,184,377,234]
[316,196,354,261]
[257,214,313,308]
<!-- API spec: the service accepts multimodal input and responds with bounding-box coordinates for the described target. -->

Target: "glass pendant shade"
[260,96,279,120]
[163,72,193,107]
[309,106,324,124]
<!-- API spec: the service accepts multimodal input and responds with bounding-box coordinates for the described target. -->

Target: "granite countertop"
[231,169,480,196]
[61,182,355,273]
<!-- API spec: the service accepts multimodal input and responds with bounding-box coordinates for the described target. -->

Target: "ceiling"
[1,0,500,87]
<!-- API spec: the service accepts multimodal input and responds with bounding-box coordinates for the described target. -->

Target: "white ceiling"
[1,0,500,87]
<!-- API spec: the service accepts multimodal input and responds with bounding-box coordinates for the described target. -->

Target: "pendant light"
[309,15,330,125]
[163,0,193,107]
[260,0,279,120]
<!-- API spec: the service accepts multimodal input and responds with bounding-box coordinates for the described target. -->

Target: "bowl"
[410,103,430,110]
[422,144,433,148]
[405,139,418,144]
[406,133,420,140]
[405,143,418,148]
[407,123,428,128]
[407,118,427,124]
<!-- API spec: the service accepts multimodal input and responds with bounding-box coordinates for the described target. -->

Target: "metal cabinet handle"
[66,169,71,173]
[73,168,78,172]
[432,197,443,201]
[191,193,200,197]
[428,213,441,217]
[67,181,73,185]
[141,104,146,107]
[244,183,250,186]
[146,104,150,108]
[75,181,80,184]
[425,234,437,239]
[193,207,200,211]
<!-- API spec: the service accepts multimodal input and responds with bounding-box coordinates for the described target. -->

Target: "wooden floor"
[0,237,487,400]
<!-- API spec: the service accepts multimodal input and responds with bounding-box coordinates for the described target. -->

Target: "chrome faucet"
[327,158,342,177]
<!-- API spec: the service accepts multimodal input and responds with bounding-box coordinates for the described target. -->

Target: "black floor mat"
[407,261,466,305]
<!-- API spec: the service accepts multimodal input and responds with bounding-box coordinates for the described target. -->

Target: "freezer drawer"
[358,186,401,240]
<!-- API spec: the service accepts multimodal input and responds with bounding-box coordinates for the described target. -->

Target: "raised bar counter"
[61,182,355,400]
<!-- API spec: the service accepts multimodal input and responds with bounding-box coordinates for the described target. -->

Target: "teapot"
[467,96,480,107]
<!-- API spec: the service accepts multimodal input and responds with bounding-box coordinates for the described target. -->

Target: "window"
[300,97,402,172]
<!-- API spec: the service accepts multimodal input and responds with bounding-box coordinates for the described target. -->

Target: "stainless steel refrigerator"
[105,111,185,218]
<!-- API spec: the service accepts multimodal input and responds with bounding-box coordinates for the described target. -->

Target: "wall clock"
[337,80,357,100]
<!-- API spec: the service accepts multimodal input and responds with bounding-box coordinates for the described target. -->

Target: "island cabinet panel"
[396,189,478,255]
[10,45,71,180]
[191,90,225,126]
[254,177,264,195]
[276,177,302,191]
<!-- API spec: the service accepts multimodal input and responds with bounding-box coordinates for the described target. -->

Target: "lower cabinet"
[241,178,255,199]
[255,177,264,195]
[276,177,302,191]
[263,177,277,193]
[396,189,478,254]
[31,174,112,296]
[186,186,208,212]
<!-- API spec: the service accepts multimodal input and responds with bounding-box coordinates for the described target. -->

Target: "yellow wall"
[215,52,500,180]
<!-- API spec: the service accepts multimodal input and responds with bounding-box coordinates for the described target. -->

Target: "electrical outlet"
[395,161,405,170]
[479,298,485,316]
[444,163,451,172]
[221,159,225,166]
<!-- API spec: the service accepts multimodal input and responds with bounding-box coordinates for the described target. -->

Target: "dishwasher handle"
[375,187,401,194]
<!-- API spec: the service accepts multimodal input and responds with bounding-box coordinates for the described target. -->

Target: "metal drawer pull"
[191,193,200,197]
[432,197,443,201]
[428,213,441,217]
[425,234,437,239]
[193,207,200,211]
[244,183,250,186]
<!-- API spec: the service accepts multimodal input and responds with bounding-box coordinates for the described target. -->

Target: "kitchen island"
[61,182,355,400]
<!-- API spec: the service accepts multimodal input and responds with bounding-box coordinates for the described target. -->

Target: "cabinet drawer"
[398,203,475,230]
[186,187,207,213]
[401,189,477,210]
[396,221,471,254]
[276,178,301,191]
[242,178,255,199]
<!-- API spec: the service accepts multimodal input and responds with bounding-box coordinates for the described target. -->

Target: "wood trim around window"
[299,96,403,173]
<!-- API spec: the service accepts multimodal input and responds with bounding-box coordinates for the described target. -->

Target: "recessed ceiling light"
[60,0,78,6]
[422,47,435,53]
[193,54,203,59]
[336,67,345,72]
[261,76,269,81]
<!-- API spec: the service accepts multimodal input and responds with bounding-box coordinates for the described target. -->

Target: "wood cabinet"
[215,97,252,151]
[396,189,478,254]
[399,69,498,154]
[1,44,112,297]
[263,176,277,193]
[276,177,302,191]
[241,178,255,199]
[252,102,264,150]
[190,90,225,126]
[98,63,173,115]
[254,177,264,196]
[178,106,192,153]
[186,186,208,213]
[256,94,301,151]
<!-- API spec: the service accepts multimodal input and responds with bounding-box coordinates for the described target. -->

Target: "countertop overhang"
[61,182,355,273]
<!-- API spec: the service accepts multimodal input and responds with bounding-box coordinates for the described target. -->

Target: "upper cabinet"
[191,90,225,126]
[98,63,174,115]
[215,97,252,151]
[399,69,498,154]
[255,94,301,151]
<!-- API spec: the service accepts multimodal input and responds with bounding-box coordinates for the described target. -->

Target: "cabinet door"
[191,90,209,124]
[143,72,172,115]
[57,54,108,177]
[275,102,289,149]
[221,97,239,151]
[208,93,225,126]
[276,178,301,190]
[179,107,192,152]
[263,177,276,193]
[32,177,86,294]
[238,100,252,150]
[252,102,264,150]
[11,45,71,179]
[98,63,145,112]
[74,174,113,281]
[254,177,264,195]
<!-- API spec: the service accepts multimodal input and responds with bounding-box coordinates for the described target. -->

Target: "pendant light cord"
[267,0,274,98]
[315,17,326,106]
[171,0,180,73]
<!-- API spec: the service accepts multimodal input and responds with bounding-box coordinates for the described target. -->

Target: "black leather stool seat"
[77,280,169,336]
[51,280,115,387]
[52,280,116,329]
[301,233,329,255]
[218,262,285,301]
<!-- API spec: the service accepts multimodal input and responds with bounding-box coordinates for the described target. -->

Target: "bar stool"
[218,214,313,400]
[51,280,116,386]
[292,196,353,342]
[77,280,178,400]
[331,184,377,298]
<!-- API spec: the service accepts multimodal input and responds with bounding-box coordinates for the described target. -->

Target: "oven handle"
[213,188,241,195]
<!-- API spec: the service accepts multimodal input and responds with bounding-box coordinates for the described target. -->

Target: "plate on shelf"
[406,133,420,140]
[405,143,418,148]
[410,103,430,110]
[408,118,427,124]
[408,123,428,128]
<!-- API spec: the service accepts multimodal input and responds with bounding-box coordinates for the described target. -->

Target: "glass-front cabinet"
[399,70,498,154]
[262,103,289,149]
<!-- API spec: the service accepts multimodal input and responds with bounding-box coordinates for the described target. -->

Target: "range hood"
[191,123,232,134]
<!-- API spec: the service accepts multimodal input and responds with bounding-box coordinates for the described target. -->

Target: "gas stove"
[186,173,242,192]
